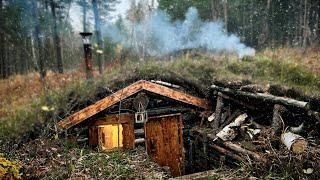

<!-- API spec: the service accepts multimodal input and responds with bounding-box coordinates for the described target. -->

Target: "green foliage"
[128,0,148,22]
[226,56,320,93]
[0,101,41,143]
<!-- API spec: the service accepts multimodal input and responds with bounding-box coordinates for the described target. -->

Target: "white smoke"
[104,7,255,58]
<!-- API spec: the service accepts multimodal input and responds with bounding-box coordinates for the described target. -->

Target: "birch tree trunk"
[32,0,46,80]
[92,0,104,74]
[50,0,63,73]
[302,0,310,48]
[223,0,228,31]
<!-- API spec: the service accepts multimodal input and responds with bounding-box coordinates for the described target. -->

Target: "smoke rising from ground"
[104,7,255,58]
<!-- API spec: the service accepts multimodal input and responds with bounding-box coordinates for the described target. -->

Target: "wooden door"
[98,124,123,151]
[145,114,184,177]
[89,114,135,150]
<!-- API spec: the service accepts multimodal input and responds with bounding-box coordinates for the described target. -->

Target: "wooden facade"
[54,79,320,178]
[88,114,135,150]
[56,80,210,177]
[57,80,210,131]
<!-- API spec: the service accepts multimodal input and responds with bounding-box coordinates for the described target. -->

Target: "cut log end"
[281,132,308,154]
[291,139,308,154]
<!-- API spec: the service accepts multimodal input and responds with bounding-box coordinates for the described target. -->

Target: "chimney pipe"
[80,32,93,79]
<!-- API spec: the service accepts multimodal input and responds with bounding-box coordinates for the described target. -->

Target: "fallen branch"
[220,93,257,110]
[209,144,244,161]
[223,141,267,163]
[216,113,248,141]
[211,85,309,109]
[240,84,269,93]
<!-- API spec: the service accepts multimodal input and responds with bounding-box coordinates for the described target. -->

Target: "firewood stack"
[190,82,320,174]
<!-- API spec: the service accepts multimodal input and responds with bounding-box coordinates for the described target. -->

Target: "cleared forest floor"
[1,48,320,179]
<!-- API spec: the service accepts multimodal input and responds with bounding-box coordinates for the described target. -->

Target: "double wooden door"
[145,114,184,177]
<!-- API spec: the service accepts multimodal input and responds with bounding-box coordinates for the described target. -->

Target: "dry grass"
[11,139,168,179]
[260,47,320,75]
[0,70,88,118]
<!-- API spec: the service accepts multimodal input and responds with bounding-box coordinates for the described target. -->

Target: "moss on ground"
[0,156,21,179]
[226,56,320,94]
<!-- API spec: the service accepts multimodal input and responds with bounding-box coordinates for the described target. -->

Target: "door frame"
[145,113,184,176]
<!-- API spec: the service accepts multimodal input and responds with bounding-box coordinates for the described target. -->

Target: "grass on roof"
[1,52,320,146]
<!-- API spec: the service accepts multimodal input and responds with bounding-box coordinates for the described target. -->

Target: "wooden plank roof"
[57,80,210,131]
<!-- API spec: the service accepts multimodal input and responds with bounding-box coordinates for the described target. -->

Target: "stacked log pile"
[188,82,320,177]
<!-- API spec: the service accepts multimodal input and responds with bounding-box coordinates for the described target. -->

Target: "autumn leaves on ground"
[1,48,320,179]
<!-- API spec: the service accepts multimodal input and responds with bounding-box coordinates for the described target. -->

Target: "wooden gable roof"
[57,80,210,131]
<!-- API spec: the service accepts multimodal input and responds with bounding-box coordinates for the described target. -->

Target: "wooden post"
[212,92,224,130]
[83,43,93,79]
[80,32,94,80]
[271,104,286,135]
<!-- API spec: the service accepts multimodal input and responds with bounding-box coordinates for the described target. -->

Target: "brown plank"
[57,81,144,130]
[122,117,135,149]
[88,126,98,147]
[145,119,166,166]
[146,114,184,177]
[161,115,184,177]
[142,81,210,110]
[57,80,210,131]
[91,113,133,126]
